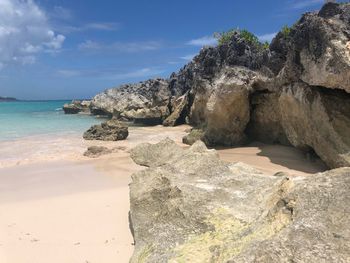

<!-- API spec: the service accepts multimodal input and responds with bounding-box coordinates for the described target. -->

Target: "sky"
[0,0,343,100]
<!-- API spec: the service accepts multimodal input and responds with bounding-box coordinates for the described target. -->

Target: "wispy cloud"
[55,22,120,34]
[109,68,166,80]
[187,36,217,46]
[180,54,197,61]
[78,40,162,53]
[56,69,82,77]
[290,0,324,9]
[50,6,73,21]
[56,67,165,80]
[258,32,277,42]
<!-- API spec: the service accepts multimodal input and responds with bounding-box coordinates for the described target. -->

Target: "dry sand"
[0,125,327,263]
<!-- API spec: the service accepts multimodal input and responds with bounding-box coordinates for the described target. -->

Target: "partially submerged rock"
[63,100,91,114]
[83,146,112,158]
[83,119,128,141]
[129,139,350,263]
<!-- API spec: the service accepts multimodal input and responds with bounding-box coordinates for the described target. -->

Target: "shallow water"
[0,101,103,141]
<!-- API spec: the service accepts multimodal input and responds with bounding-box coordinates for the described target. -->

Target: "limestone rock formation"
[278,83,350,168]
[285,2,350,92]
[179,2,350,167]
[63,100,91,114]
[83,119,128,141]
[187,67,266,146]
[90,79,171,124]
[129,139,350,263]
[84,2,350,168]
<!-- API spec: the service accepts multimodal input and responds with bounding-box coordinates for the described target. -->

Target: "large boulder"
[83,119,128,141]
[187,67,266,146]
[129,139,350,263]
[283,3,350,92]
[90,78,171,124]
[63,100,91,114]
[279,82,350,168]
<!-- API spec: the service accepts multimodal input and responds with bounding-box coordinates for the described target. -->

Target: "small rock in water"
[84,146,112,158]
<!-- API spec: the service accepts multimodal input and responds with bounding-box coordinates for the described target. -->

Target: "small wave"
[55,108,63,111]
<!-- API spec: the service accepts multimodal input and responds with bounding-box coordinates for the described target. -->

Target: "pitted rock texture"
[90,78,171,124]
[86,3,350,168]
[63,100,91,114]
[83,119,128,141]
[129,139,350,263]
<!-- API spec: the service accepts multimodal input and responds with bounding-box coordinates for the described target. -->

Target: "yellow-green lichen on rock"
[170,206,292,263]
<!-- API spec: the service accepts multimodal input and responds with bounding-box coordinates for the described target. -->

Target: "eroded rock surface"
[63,100,91,114]
[83,119,128,141]
[129,139,350,263]
[90,79,171,124]
[279,83,350,168]
[83,3,350,168]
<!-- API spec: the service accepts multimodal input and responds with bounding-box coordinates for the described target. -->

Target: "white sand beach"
[0,125,327,263]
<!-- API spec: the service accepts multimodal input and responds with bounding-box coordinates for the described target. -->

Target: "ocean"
[0,100,103,141]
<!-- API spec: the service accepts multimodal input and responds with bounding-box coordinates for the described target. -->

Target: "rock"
[63,100,91,114]
[279,82,350,168]
[163,92,189,126]
[83,119,128,141]
[83,146,112,158]
[283,3,350,92]
[182,129,205,145]
[130,138,182,167]
[90,79,171,123]
[246,92,289,145]
[129,139,350,263]
[86,3,350,168]
[188,67,266,146]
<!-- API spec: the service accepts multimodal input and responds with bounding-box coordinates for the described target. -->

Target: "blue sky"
[0,0,341,100]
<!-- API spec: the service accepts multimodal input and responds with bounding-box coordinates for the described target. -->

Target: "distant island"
[0,96,17,102]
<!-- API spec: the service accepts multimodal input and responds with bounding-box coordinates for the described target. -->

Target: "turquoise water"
[0,101,103,141]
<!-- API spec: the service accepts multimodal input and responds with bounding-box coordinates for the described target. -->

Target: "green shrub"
[214,29,270,51]
[214,30,237,45]
[262,41,270,50]
[281,25,291,38]
[239,29,260,46]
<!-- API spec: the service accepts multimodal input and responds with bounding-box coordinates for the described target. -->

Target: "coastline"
[0,125,327,262]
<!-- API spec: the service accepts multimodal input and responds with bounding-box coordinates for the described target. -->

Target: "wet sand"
[0,125,327,263]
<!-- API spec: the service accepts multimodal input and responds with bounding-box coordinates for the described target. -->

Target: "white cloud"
[0,0,65,68]
[110,68,165,80]
[180,54,196,61]
[57,67,165,80]
[258,32,277,42]
[54,22,120,34]
[291,0,324,9]
[56,69,81,77]
[187,36,217,46]
[78,40,162,53]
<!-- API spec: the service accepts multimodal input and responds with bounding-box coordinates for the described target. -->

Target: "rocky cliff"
[129,139,350,262]
[85,2,350,169]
